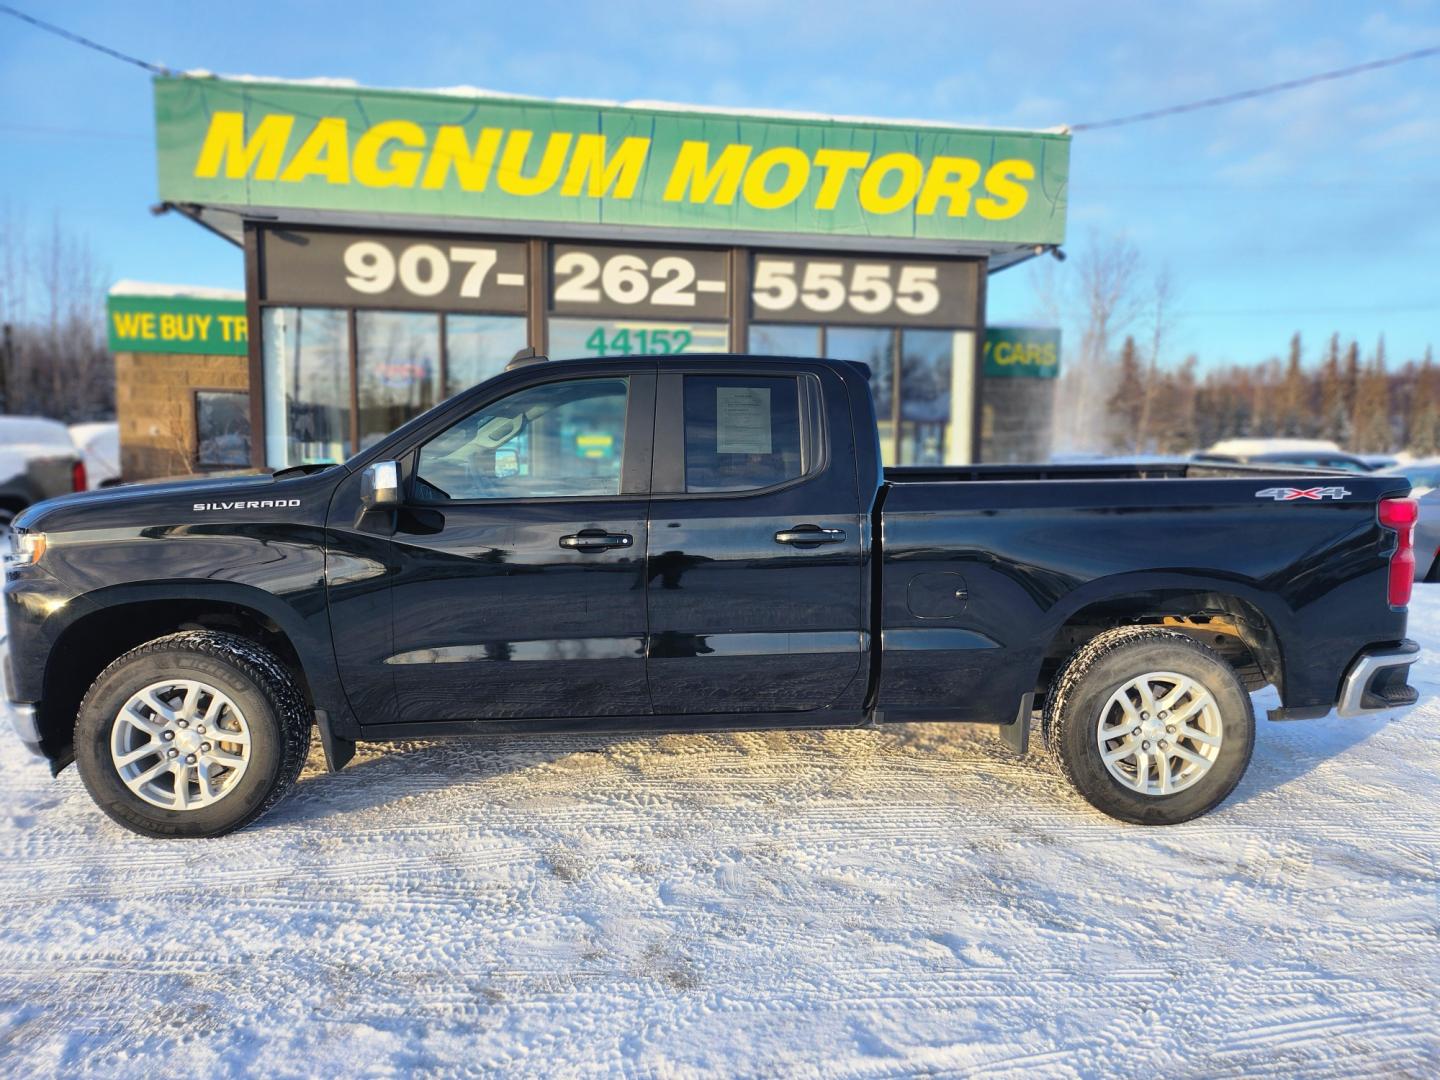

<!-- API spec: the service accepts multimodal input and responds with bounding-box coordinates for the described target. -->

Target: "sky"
[1,0,1438,371]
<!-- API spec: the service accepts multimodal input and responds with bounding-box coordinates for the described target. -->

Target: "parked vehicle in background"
[3,355,1422,838]
[0,416,86,541]
[1193,438,1378,473]
[69,422,121,489]
[1388,458,1440,499]
[1414,489,1440,584]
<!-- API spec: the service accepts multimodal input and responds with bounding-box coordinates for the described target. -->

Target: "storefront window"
[749,324,821,357]
[898,329,952,465]
[898,329,974,465]
[445,314,528,397]
[195,390,251,467]
[827,326,896,463]
[356,311,440,450]
[250,231,980,471]
[262,307,350,467]
[549,318,729,358]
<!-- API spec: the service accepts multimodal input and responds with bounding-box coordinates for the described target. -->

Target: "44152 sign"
[583,326,696,355]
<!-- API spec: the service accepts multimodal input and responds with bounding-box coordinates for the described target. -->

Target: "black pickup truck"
[3,355,1422,837]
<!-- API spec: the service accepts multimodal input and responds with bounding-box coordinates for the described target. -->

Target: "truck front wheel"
[74,631,312,838]
[1043,626,1255,825]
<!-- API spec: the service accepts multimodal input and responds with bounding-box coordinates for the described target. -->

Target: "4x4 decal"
[1255,486,1351,501]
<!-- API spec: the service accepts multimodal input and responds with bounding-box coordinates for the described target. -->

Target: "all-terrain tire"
[1042,625,1255,825]
[74,631,311,838]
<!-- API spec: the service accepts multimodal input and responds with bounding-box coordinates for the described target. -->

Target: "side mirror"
[360,460,401,509]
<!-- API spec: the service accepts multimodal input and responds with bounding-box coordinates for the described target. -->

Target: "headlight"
[5,531,46,568]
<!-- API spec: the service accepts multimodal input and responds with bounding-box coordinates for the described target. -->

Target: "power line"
[0,4,169,75]
[1072,44,1440,132]
[1187,301,1439,317]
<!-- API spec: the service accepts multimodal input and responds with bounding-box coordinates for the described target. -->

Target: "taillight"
[72,459,87,493]
[1379,497,1418,607]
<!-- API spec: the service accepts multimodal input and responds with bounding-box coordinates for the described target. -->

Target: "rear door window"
[682,375,804,493]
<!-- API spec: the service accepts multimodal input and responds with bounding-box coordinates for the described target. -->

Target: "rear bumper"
[1336,640,1421,718]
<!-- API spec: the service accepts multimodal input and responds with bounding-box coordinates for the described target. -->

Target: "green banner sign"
[983,326,1060,378]
[108,292,249,355]
[154,76,1069,246]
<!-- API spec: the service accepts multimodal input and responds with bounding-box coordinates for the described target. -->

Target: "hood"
[12,466,342,533]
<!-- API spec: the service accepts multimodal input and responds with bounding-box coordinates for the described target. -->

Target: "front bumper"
[1336,640,1421,718]
[2,647,43,755]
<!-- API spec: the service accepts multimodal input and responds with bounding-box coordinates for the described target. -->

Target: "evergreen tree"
[1337,339,1361,448]
[1353,337,1392,453]
[1408,347,1440,457]
[1165,355,1199,454]
[1317,333,1346,442]
[1108,336,1145,451]
[1279,333,1309,436]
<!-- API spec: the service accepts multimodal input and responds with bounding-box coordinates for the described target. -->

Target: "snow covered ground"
[2,597,1438,1078]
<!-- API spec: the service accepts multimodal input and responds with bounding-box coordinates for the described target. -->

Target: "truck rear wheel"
[74,631,311,838]
[1043,626,1254,825]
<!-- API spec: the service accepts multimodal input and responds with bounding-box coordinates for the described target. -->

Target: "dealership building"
[112,74,1067,479]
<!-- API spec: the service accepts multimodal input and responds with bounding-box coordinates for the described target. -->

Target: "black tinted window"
[683,375,803,492]
[414,377,628,501]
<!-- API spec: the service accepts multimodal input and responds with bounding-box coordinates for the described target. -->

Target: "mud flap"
[315,708,356,772]
[998,692,1034,755]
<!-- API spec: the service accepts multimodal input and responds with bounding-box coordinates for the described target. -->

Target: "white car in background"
[1388,458,1440,499]
[69,421,121,488]
[0,416,85,540]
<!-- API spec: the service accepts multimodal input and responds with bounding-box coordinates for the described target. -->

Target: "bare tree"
[1135,265,1175,451]
[0,208,112,421]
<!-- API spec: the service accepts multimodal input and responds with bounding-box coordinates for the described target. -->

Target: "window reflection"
[262,307,350,466]
[415,377,629,501]
[748,324,820,357]
[900,329,975,464]
[356,312,440,450]
[899,329,952,465]
[683,375,803,492]
[195,391,251,467]
[827,326,896,464]
[446,314,528,397]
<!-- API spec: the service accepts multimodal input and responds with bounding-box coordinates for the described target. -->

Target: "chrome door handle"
[559,530,633,551]
[774,525,847,546]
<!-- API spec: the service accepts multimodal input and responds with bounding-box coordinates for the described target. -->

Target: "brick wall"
[115,351,250,481]
[980,377,1055,463]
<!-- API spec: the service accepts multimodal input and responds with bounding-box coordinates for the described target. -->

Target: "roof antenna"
[506,346,548,370]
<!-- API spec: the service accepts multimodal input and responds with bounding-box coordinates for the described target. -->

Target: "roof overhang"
[166,202,1051,272]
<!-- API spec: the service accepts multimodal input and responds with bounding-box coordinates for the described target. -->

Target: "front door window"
[414,377,629,502]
